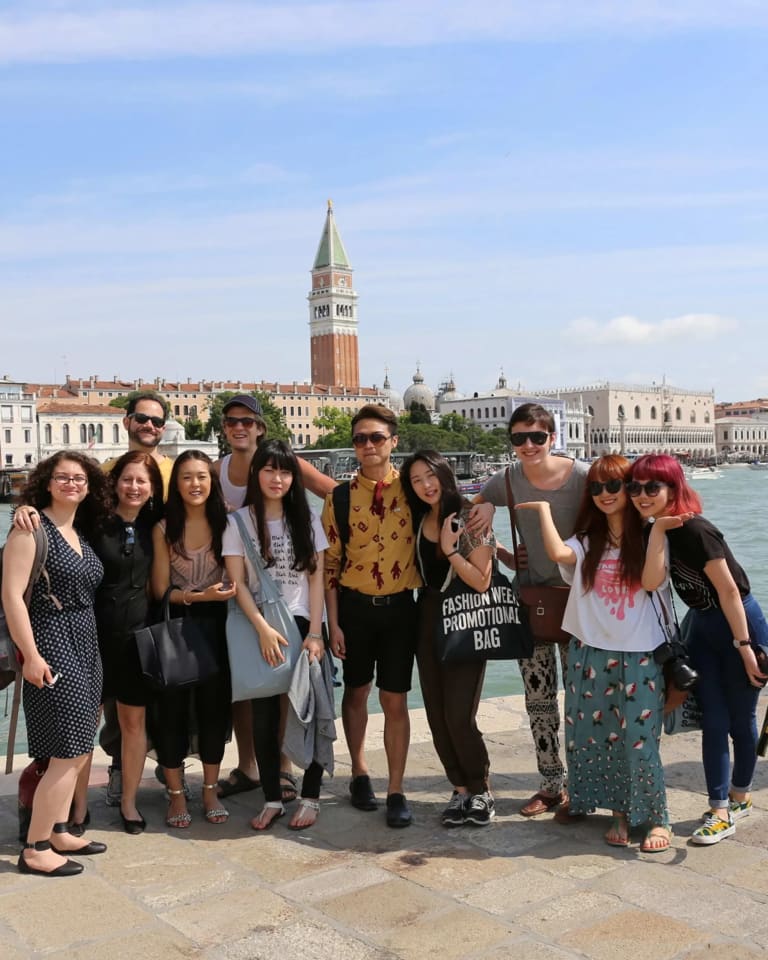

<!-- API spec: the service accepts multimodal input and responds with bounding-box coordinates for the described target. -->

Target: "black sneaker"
[350,774,378,811]
[385,792,413,828]
[441,790,468,828]
[465,792,495,826]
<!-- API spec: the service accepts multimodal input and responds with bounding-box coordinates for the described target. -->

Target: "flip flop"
[604,815,630,847]
[216,768,261,798]
[280,772,298,803]
[641,826,672,853]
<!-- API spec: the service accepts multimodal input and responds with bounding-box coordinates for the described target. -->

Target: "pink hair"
[629,454,702,516]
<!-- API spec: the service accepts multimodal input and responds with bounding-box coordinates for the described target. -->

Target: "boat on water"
[334,471,357,482]
[457,478,486,495]
[748,462,768,471]
[687,466,723,480]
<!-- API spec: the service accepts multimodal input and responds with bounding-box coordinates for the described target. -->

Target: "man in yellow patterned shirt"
[322,404,421,828]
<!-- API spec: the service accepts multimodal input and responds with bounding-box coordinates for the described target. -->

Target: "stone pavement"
[0,694,767,960]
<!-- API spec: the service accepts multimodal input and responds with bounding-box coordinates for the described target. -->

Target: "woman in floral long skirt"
[517,455,671,851]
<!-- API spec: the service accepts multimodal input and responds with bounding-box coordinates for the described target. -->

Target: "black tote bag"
[434,564,534,664]
[135,588,220,690]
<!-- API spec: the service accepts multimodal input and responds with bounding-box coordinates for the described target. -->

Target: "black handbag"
[134,587,220,690]
[434,563,534,664]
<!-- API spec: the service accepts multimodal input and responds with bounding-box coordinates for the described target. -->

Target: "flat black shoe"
[350,774,377,811]
[51,822,107,855]
[18,840,84,877]
[68,809,91,838]
[386,793,413,828]
[120,810,147,835]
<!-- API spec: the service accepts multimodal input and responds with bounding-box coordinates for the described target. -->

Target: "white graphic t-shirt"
[558,536,667,653]
[222,507,328,619]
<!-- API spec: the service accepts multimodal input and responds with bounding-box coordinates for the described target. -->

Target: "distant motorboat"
[335,471,357,482]
[748,461,768,471]
[687,466,723,480]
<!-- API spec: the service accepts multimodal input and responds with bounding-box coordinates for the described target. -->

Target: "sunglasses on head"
[129,412,165,428]
[223,416,258,428]
[509,430,550,447]
[352,431,390,448]
[588,478,624,497]
[626,480,666,498]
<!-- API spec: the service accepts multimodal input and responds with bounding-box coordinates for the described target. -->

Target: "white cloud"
[566,312,737,345]
[2,1,768,65]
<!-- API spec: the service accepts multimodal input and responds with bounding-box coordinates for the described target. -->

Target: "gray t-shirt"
[482,458,589,587]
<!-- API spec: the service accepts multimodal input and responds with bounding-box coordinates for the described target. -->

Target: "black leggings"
[251,616,323,803]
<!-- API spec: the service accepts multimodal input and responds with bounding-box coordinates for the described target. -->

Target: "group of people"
[2,394,765,877]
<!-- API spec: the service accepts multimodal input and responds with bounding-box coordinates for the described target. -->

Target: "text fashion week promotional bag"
[416,520,533,664]
[134,587,220,690]
[226,511,303,701]
[505,468,570,644]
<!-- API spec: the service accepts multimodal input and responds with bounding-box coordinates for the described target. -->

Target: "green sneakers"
[691,812,736,845]
[700,796,752,822]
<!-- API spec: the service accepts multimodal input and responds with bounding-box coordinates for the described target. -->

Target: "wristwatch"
[733,639,751,648]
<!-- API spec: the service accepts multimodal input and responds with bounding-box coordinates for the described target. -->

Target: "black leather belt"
[344,589,413,607]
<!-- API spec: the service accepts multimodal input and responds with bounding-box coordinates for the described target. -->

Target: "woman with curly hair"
[2,452,111,876]
[150,451,236,828]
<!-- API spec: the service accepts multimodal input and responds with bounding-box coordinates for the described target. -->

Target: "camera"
[450,517,464,533]
[654,638,698,691]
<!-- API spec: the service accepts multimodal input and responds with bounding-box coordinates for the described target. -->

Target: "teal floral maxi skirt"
[565,638,669,827]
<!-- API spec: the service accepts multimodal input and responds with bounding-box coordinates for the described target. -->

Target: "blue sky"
[1,1,767,403]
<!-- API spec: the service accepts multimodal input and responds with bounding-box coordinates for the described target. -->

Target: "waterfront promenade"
[1,694,767,959]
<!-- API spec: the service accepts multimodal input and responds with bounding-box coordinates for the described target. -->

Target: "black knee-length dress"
[23,514,104,759]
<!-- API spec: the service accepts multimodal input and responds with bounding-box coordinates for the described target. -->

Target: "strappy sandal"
[202,783,230,824]
[604,814,630,847]
[641,825,672,853]
[289,798,320,831]
[250,801,285,831]
[280,771,298,803]
[166,788,192,829]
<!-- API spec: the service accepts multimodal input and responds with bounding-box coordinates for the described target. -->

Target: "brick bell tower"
[308,200,360,390]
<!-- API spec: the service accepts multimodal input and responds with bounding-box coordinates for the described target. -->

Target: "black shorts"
[339,589,417,694]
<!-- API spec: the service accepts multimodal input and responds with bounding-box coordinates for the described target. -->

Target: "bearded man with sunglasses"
[471,402,588,821]
[322,404,421,828]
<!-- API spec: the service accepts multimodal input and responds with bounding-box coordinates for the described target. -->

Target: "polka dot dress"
[23,514,104,760]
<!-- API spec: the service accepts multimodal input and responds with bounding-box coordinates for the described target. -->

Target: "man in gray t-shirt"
[472,403,588,819]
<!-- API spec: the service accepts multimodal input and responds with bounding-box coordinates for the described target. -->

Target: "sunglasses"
[509,431,550,447]
[223,416,258,428]
[588,478,624,497]
[626,480,666,498]
[123,524,135,557]
[352,431,391,448]
[129,412,165,428]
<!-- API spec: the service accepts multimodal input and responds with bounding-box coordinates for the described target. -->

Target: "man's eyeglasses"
[223,416,258,428]
[352,431,391,448]
[509,431,550,447]
[52,474,88,487]
[589,479,624,497]
[626,480,666,498]
[123,524,135,557]
[129,412,166,428]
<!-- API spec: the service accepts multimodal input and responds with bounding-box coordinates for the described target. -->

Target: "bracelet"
[182,590,192,606]
[446,550,460,558]
[307,632,323,640]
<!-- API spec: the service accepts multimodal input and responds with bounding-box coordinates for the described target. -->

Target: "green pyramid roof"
[313,201,351,269]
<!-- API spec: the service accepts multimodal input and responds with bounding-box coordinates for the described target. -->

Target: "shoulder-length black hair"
[400,449,465,532]
[574,454,644,591]
[164,450,227,563]
[22,450,111,540]
[243,440,317,573]
[107,451,165,526]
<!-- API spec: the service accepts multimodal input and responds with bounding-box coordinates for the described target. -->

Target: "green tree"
[184,417,207,441]
[407,401,432,425]
[309,407,354,448]
[108,394,131,409]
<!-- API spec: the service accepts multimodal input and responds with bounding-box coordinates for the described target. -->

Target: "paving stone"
[378,843,521,894]
[214,832,348,881]
[559,908,705,960]
[520,890,625,938]
[682,945,767,960]
[320,877,446,934]
[46,928,202,960]
[162,885,293,946]
[469,942,584,960]
[0,874,151,952]
[380,904,511,959]
[207,918,395,960]
[278,863,395,903]
[461,866,578,916]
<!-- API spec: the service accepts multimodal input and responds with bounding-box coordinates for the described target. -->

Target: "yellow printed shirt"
[322,468,421,595]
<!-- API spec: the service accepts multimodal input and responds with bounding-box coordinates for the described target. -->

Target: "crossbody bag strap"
[231,510,282,597]
[504,466,524,581]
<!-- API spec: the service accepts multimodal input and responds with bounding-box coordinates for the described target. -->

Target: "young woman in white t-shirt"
[517,455,671,852]
[222,440,328,831]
